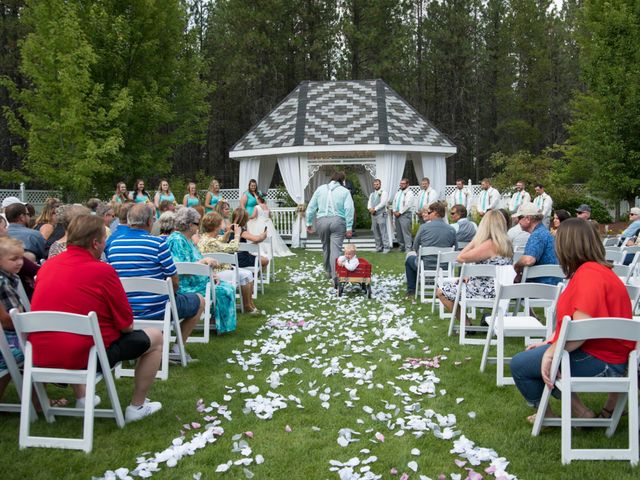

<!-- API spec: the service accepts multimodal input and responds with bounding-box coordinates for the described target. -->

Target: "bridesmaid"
[155,179,176,218]
[183,182,200,207]
[204,178,223,213]
[132,179,151,204]
[111,182,131,204]
[239,179,261,219]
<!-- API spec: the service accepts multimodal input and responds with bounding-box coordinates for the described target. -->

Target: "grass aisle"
[0,251,637,479]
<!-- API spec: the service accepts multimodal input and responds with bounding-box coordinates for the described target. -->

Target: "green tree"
[566,0,640,206]
[4,0,130,197]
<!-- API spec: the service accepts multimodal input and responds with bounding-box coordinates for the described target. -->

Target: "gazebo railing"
[270,208,297,237]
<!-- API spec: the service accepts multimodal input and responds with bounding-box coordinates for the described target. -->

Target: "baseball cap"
[576,204,591,213]
[516,202,541,218]
[630,207,640,216]
[1,196,25,209]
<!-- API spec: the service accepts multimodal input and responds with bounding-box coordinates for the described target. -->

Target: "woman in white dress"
[247,198,295,258]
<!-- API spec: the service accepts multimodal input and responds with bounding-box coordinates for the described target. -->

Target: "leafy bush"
[552,192,612,224]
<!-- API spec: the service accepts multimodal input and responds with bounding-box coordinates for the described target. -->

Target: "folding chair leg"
[479,320,494,373]
[561,379,572,464]
[496,327,504,386]
[532,386,552,436]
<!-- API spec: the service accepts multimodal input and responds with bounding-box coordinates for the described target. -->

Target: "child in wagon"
[337,244,359,272]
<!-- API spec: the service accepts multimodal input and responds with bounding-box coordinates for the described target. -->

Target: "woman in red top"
[511,218,633,422]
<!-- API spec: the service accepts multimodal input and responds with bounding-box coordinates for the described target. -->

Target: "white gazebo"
[229,79,457,246]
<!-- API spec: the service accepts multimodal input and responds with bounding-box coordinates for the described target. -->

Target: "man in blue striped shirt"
[106,204,204,362]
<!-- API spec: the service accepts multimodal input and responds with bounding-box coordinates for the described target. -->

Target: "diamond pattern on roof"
[385,86,453,147]
[231,80,455,152]
[304,81,378,145]
[233,93,298,150]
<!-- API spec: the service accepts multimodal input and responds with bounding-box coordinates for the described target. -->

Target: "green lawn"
[0,250,637,480]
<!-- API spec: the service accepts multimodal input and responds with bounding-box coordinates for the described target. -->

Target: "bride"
[247,197,295,258]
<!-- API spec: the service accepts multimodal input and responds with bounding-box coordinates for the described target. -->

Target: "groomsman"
[448,178,471,210]
[367,179,390,253]
[533,183,553,228]
[306,171,355,285]
[508,180,531,214]
[476,178,500,217]
[392,178,415,252]
[415,177,438,224]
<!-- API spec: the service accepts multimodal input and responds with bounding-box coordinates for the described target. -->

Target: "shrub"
[552,192,612,224]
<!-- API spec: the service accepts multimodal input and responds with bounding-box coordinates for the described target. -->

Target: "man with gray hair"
[106,203,204,363]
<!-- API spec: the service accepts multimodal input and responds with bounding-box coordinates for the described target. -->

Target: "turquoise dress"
[244,191,258,216]
[133,192,151,204]
[165,231,236,334]
[205,192,222,213]
[156,193,175,218]
[185,195,200,208]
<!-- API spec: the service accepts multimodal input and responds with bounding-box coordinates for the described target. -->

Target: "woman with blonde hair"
[154,179,175,212]
[436,209,513,315]
[204,179,223,213]
[112,182,131,204]
[215,201,232,235]
[183,182,200,208]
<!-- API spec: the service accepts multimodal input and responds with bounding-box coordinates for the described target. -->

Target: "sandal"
[598,407,627,418]
[50,398,69,407]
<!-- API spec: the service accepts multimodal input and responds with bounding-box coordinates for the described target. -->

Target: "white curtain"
[277,154,309,247]
[258,156,277,195]
[411,154,424,182]
[304,166,330,201]
[356,170,375,198]
[239,157,261,194]
[419,153,447,200]
[376,151,407,245]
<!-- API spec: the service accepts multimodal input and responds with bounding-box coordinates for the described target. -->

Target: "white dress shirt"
[367,189,389,212]
[533,193,553,218]
[415,187,438,212]
[477,187,501,214]
[392,188,415,214]
[508,190,532,213]
[448,187,471,209]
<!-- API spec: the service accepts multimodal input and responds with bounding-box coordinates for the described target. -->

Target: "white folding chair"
[0,323,37,418]
[531,317,640,465]
[416,246,454,304]
[16,279,31,312]
[480,283,561,386]
[10,309,125,453]
[605,248,625,265]
[521,264,565,315]
[175,263,214,343]
[447,263,498,345]
[626,284,640,318]
[261,237,275,283]
[456,241,470,251]
[603,236,622,247]
[203,253,244,313]
[118,278,186,381]
[432,251,460,318]
[239,243,264,298]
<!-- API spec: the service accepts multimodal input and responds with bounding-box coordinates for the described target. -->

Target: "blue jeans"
[511,345,627,407]
[405,255,418,293]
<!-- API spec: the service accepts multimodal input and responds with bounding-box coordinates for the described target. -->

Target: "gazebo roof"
[229,80,456,159]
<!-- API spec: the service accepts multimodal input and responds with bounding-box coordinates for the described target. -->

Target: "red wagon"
[335,257,372,298]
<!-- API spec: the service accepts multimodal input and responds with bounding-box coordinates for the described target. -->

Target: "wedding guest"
[48,204,91,259]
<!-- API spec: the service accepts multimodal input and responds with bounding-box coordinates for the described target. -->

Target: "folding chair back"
[480,282,561,385]
[175,262,214,343]
[118,277,186,380]
[433,251,460,317]
[203,253,244,312]
[605,249,624,265]
[603,236,621,247]
[239,243,264,298]
[416,246,454,302]
[447,263,498,345]
[532,316,640,465]
[521,264,565,283]
[456,241,470,251]
[0,323,36,417]
[614,264,632,284]
[262,237,275,283]
[16,279,31,312]
[625,283,640,316]
[10,309,124,452]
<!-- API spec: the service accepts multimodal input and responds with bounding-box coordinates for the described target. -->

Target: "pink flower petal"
[399,474,409,480]
[285,425,292,432]
[191,422,201,429]
[484,466,496,474]
[245,431,254,439]
[390,467,398,475]
[375,432,385,442]
[438,474,447,480]
[455,459,467,468]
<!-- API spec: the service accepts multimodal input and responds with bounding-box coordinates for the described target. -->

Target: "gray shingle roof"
[231,80,455,153]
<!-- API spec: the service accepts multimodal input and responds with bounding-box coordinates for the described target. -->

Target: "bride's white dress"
[247,205,295,258]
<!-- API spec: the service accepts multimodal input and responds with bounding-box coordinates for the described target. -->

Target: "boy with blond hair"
[337,243,359,272]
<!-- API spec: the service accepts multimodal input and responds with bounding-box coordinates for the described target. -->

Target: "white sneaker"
[76,395,101,409]
[125,399,162,423]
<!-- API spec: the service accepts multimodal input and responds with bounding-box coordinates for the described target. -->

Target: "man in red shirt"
[29,214,163,423]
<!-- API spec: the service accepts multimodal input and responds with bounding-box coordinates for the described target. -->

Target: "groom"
[306,171,355,286]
